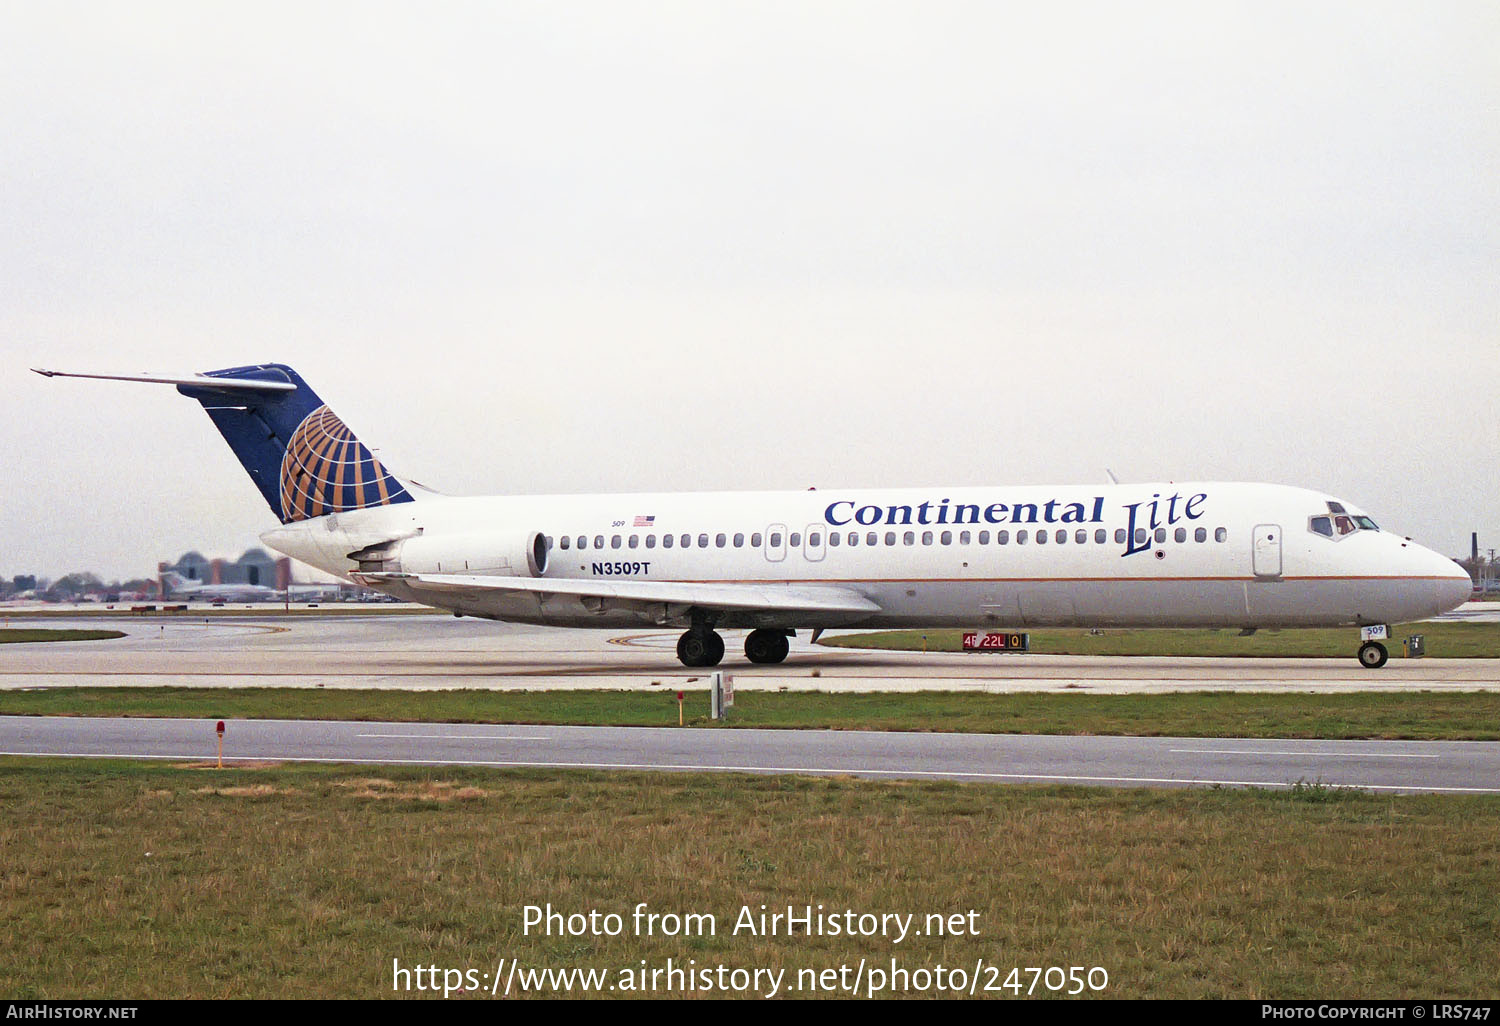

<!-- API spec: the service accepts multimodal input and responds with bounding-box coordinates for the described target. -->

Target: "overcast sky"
[3,1,1496,581]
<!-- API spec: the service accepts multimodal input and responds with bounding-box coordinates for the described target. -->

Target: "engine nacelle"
[393,531,548,578]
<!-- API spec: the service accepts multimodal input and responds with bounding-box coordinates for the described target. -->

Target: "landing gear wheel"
[1358,641,1388,669]
[677,629,725,668]
[745,629,791,664]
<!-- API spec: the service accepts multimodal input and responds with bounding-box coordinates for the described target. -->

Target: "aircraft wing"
[353,571,881,617]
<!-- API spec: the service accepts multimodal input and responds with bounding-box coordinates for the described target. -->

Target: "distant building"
[160,548,289,590]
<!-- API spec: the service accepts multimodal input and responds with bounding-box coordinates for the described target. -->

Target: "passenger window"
[808,532,820,546]
[612,535,622,549]
[698,533,709,548]
[545,535,554,549]
[903,531,915,546]
[1195,527,1207,542]
[751,533,762,547]
[1154,528,1166,543]
[828,532,839,547]
[1017,530,1029,545]
[645,535,656,549]
[848,532,859,546]
[1055,529,1067,544]
[560,536,570,550]
[594,535,605,549]
[577,536,587,550]
[1095,529,1106,544]
[1075,530,1087,544]
[1174,527,1186,543]
[978,530,989,544]
[870,532,880,546]
[733,533,744,547]
[998,530,1009,544]
[662,535,673,549]
[680,534,690,548]
[790,532,802,546]
[715,533,726,547]
[1114,528,1126,544]
[1036,530,1048,545]
[628,535,639,548]
[1215,527,1227,542]
[1134,528,1146,545]
[922,531,934,545]
[958,531,970,544]
[770,532,782,547]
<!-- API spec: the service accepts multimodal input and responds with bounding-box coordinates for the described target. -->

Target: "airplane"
[34,363,1472,668]
[158,571,281,603]
[157,569,343,604]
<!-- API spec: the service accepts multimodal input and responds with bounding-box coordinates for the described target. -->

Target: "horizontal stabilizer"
[31,368,297,392]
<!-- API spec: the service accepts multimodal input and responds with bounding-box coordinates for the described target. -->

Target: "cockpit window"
[1310,512,1379,539]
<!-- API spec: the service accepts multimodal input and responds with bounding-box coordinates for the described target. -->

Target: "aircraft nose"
[1417,545,1474,615]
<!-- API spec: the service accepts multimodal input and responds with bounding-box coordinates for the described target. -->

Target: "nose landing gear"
[1357,640,1388,669]
[1356,625,1390,668]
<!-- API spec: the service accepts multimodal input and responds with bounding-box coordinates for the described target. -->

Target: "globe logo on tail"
[278,405,409,522]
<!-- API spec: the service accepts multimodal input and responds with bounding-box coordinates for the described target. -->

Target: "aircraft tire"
[1358,641,1389,669]
[705,631,725,666]
[745,629,790,664]
[678,630,725,668]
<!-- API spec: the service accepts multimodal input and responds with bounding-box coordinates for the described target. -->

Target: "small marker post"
[676,692,684,727]
[215,720,225,769]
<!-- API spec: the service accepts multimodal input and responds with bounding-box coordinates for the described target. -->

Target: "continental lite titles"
[822,491,1209,558]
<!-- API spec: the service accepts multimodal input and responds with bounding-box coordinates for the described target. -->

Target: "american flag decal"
[633,515,655,527]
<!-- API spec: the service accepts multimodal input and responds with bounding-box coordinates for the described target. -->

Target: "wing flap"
[354,571,881,615]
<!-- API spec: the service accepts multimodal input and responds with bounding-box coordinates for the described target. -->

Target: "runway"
[1,608,1498,693]
[4,714,1498,794]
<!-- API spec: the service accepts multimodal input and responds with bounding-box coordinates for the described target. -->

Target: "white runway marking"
[1169,748,1441,759]
[357,733,552,741]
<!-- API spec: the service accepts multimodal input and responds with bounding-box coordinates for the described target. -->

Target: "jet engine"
[384,531,549,577]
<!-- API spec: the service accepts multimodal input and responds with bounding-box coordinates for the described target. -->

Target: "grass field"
[3,686,1500,740]
[1,758,1495,999]
[0,628,125,644]
[819,622,1500,658]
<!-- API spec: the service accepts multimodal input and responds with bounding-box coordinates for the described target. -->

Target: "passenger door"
[1252,524,1282,579]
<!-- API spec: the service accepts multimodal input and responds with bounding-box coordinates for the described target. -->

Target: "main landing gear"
[675,619,793,668]
[744,628,791,665]
[676,628,725,668]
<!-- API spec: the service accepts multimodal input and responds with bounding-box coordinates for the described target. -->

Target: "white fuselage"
[260,482,1471,632]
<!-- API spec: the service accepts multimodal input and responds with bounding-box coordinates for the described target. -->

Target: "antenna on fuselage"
[1104,468,1120,485]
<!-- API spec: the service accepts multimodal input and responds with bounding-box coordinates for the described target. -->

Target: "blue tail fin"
[177,363,414,524]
